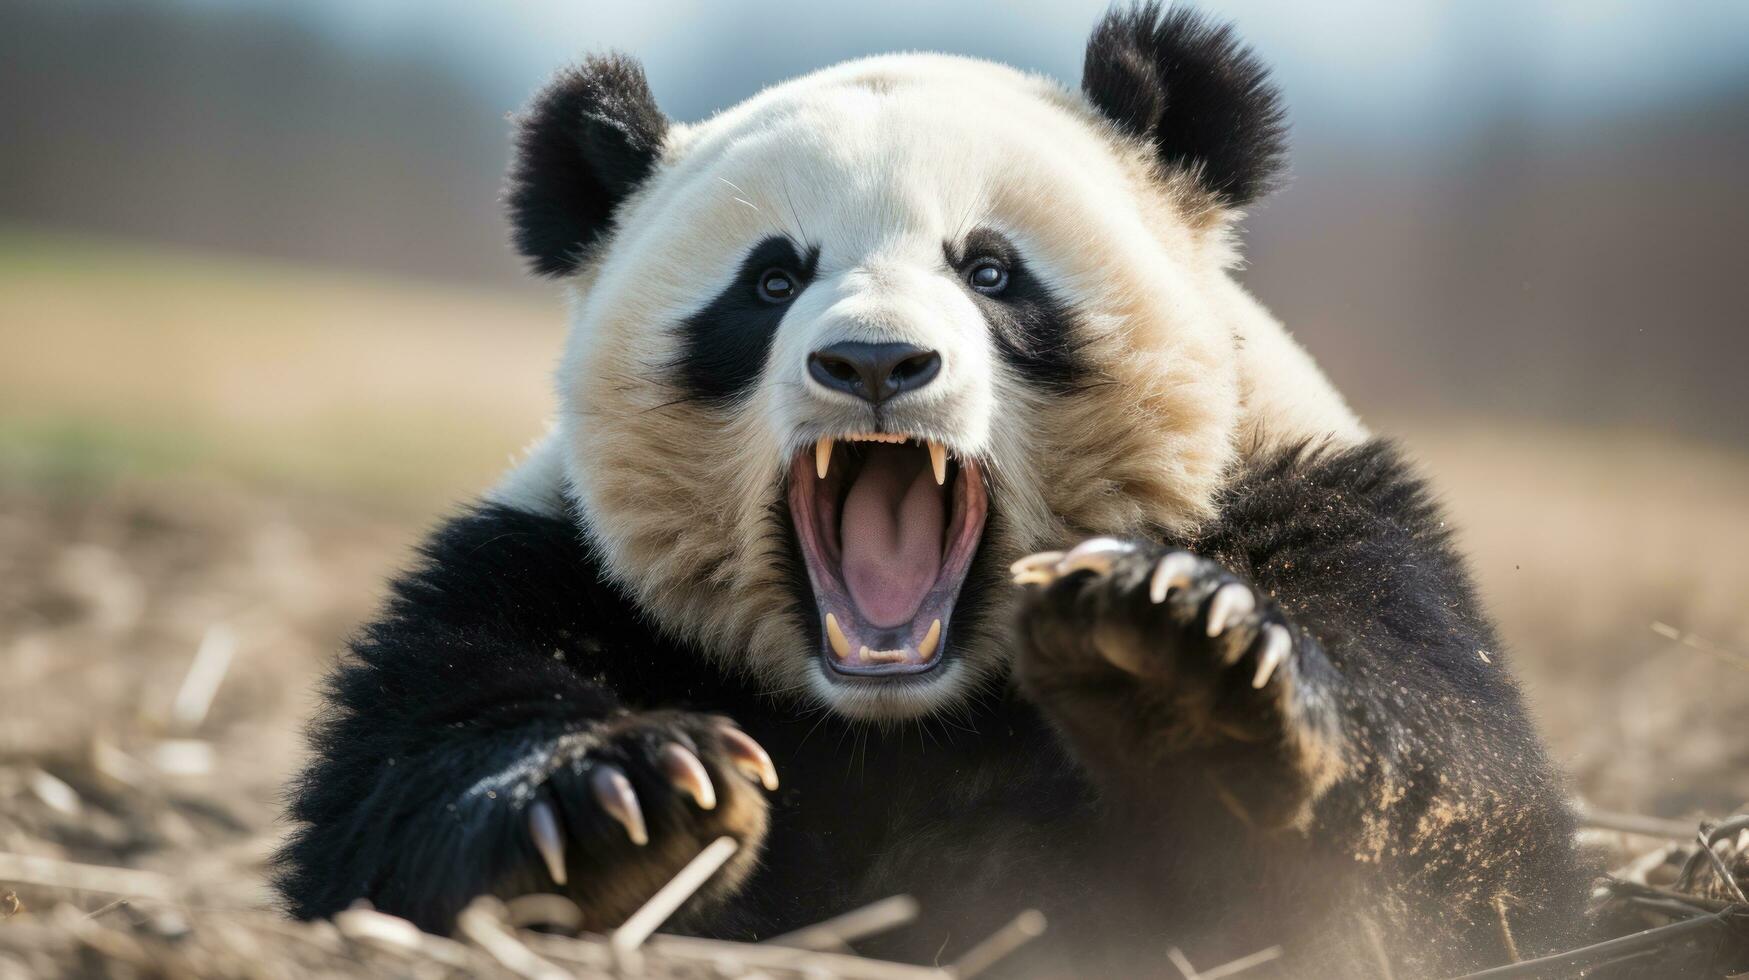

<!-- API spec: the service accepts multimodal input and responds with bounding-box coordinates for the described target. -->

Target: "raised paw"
[504,711,776,927]
[1011,538,1300,746]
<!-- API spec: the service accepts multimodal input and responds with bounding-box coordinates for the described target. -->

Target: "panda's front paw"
[490,710,775,929]
[1012,538,1299,747]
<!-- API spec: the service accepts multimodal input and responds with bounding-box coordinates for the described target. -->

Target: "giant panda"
[275,5,1587,976]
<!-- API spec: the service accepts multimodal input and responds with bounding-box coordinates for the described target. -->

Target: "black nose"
[808,341,941,405]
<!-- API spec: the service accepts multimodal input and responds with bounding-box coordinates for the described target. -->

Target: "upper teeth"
[813,435,950,485]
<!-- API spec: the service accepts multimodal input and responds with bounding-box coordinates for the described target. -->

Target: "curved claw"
[1205,582,1257,638]
[719,725,779,791]
[590,765,649,846]
[1252,623,1293,689]
[660,743,718,811]
[1009,550,1066,586]
[1149,552,1200,604]
[1055,537,1135,577]
[527,799,568,885]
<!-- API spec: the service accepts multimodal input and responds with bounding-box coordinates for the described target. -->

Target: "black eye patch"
[946,228,1080,392]
[672,236,819,405]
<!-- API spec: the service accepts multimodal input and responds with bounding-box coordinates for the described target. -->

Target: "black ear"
[507,55,668,277]
[1082,3,1287,208]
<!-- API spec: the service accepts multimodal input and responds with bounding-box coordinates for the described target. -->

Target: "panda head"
[508,4,1292,721]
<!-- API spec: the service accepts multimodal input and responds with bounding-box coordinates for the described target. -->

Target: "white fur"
[504,53,1361,720]
[488,427,570,517]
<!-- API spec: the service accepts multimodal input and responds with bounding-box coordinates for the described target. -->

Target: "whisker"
[779,181,812,249]
[718,175,803,248]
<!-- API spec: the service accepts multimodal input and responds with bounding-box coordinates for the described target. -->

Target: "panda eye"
[757,268,797,303]
[966,258,1009,295]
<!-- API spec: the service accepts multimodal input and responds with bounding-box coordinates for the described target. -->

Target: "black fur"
[948,228,1082,392]
[506,54,667,277]
[277,440,1587,976]
[673,236,819,405]
[1082,3,1288,207]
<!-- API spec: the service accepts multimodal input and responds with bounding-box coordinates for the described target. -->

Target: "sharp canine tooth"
[825,613,850,659]
[929,441,947,485]
[918,619,942,659]
[815,437,833,479]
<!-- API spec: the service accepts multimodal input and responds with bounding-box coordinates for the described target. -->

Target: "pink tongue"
[839,445,946,628]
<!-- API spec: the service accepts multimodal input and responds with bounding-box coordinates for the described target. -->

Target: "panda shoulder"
[487,427,571,519]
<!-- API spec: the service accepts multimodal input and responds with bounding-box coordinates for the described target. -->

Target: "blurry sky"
[213,0,1749,137]
[3,0,1747,444]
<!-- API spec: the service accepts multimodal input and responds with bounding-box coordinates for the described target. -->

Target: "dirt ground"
[2,427,1746,977]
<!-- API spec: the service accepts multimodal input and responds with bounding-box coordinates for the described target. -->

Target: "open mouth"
[787,434,988,677]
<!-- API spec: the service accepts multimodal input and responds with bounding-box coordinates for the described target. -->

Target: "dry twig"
[1576,804,1697,840]
[1449,909,1745,979]
[948,908,1046,979]
[1650,621,1749,674]
[609,835,740,971]
[1162,943,1282,980]
[0,852,180,902]
[764,894,919,952]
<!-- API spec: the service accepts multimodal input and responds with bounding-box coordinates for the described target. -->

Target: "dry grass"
[0,228,560,510]
[1414,427,1749,815]
[2,232,1746,976]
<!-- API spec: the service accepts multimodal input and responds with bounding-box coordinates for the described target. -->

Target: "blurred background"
[1,0,1746,966]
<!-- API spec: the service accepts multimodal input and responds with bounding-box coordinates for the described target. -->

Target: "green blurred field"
[1,229,1747,975]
